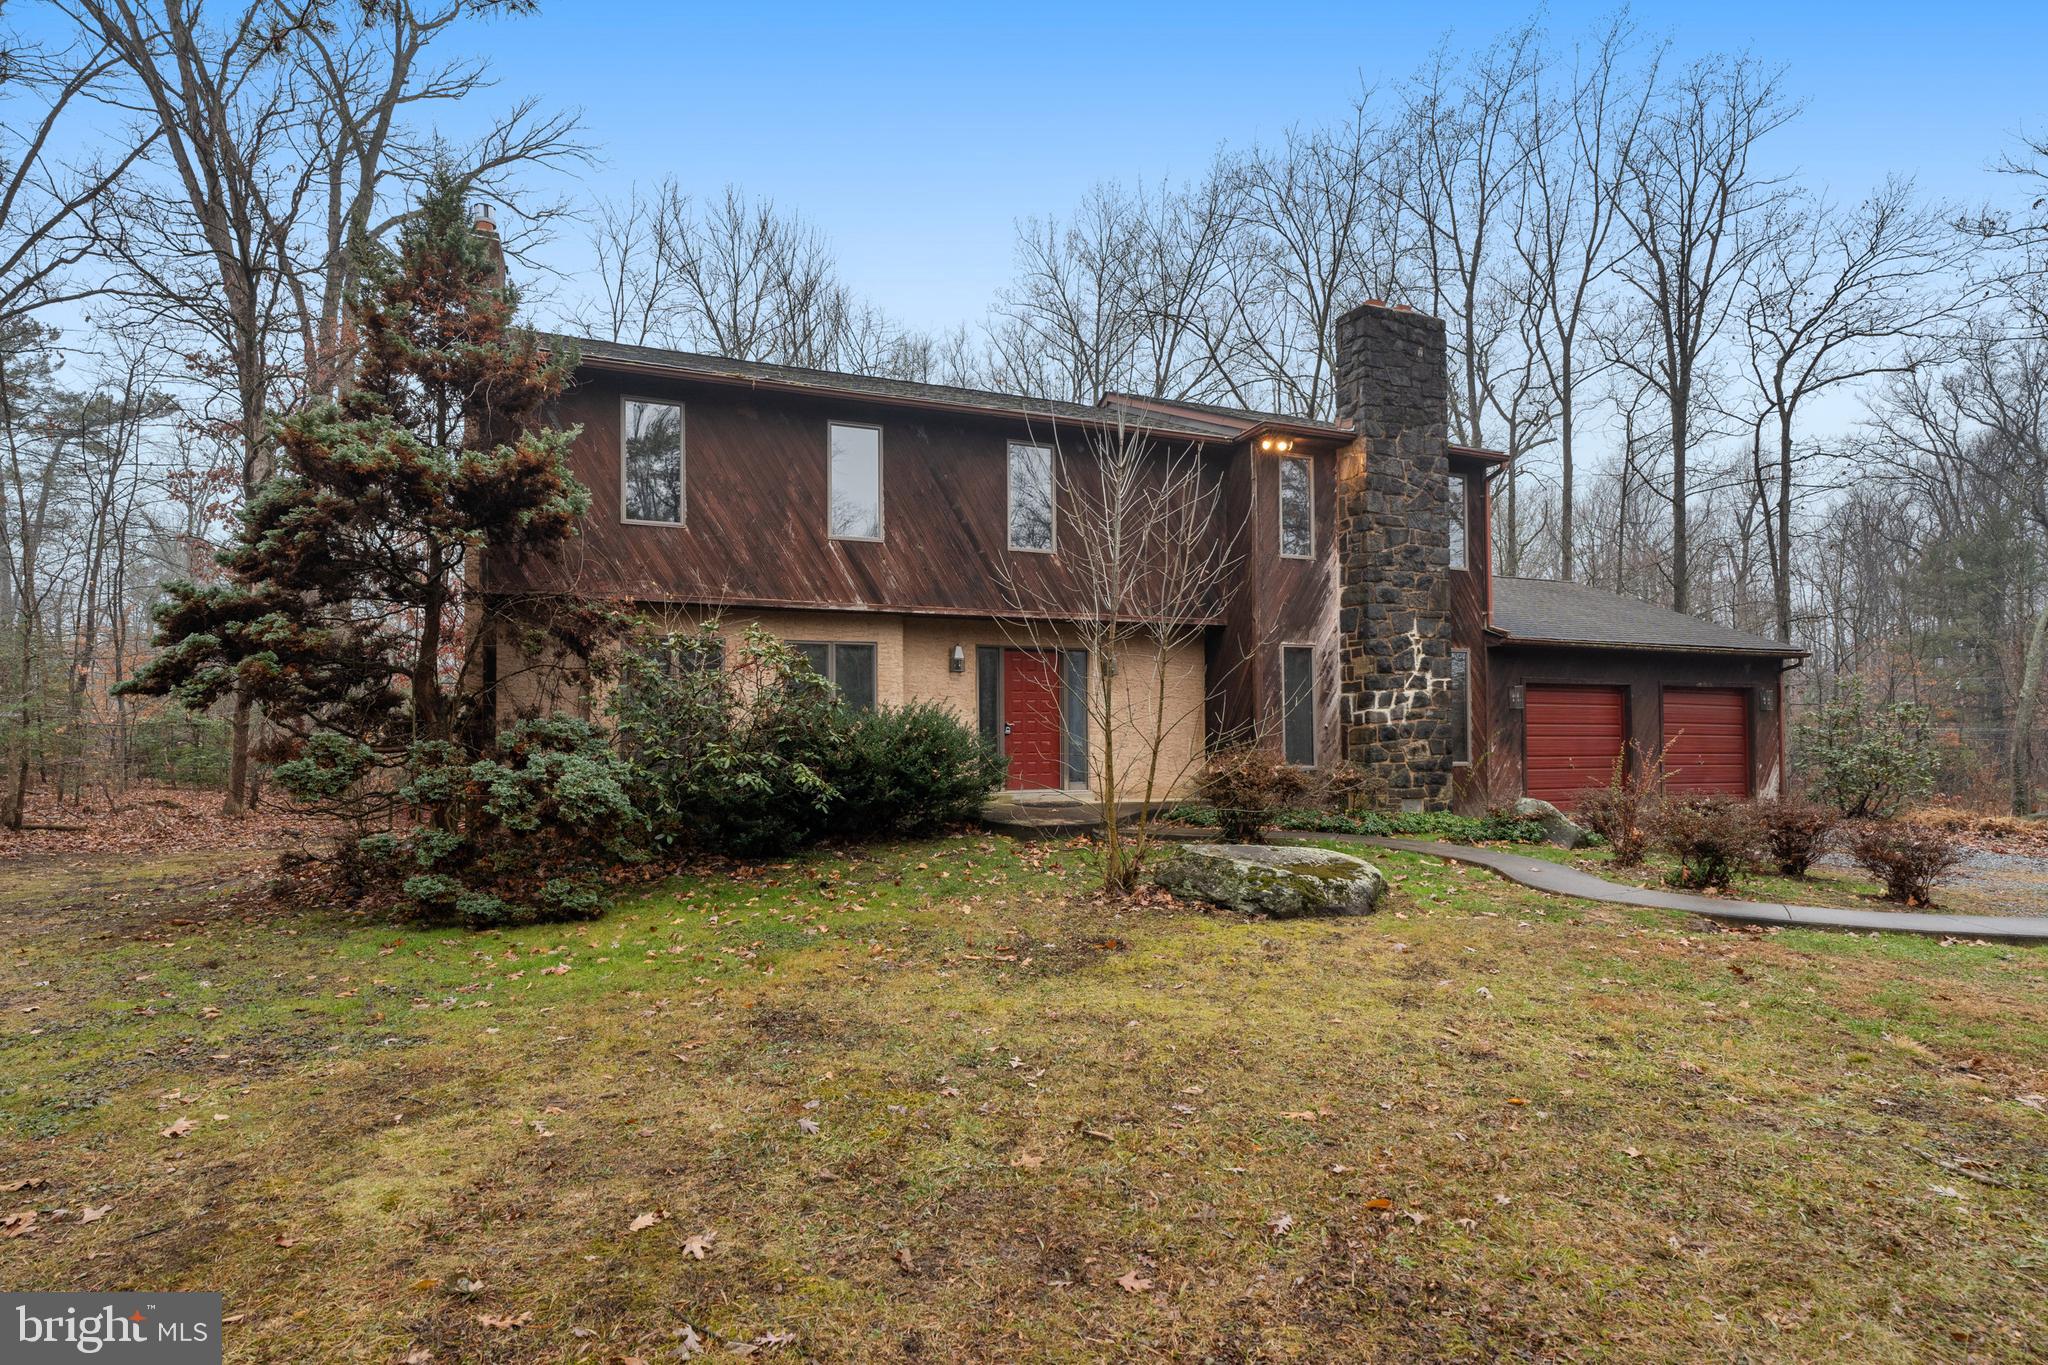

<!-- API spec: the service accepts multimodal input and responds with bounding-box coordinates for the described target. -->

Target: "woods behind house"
[4,3,2047,819]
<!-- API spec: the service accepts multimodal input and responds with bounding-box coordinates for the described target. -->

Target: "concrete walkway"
[1303,833,2048,944]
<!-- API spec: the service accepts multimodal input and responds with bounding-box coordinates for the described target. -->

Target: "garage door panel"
[1523,685,1626,809]
[1662,688,1749,797]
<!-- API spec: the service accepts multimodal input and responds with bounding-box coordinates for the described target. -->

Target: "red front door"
[1003,651,1064,790]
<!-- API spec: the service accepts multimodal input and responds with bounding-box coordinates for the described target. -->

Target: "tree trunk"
[223,694,252,816]
[1558,377,1575,582]
[1775,413,1795,643]
[1670,394,1690,614]
[2011,600,2048,816]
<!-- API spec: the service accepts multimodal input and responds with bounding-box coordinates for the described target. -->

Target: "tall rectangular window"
[1278,456,1313,558]
[1008,441,1056,552]
[1449,647,1471,765]
[1447,471,1469,570]
[792,640,877,712]
[828,422,883,540]
[622,398,684,525]
[1281,646,1315,766]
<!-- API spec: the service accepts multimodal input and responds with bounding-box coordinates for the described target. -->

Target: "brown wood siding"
[489,367,1234,623]
[1209,438,1343,756]
[1480,645,1790,813]
[1448,453,1491,804]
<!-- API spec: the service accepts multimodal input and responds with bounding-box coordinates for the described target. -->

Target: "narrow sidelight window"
[828,422,883,540]
[1281,646,1315,766]
[792,640,878,711]
[1279,456,1313,558]
[1008,441,1056,551]
[1447,472,1469,570]
[1060,649,1090,785]
[1449,647,1471,765]
[622,398,684,525]
[976,646,1003,747]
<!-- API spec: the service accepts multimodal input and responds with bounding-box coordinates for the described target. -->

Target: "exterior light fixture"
[949,645,966,674]
[1508,683,1525,711]
[1759,688,1774,712]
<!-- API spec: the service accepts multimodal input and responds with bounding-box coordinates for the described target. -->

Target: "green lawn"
[2,835,2044,1361]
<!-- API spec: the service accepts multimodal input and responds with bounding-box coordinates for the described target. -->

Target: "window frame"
[790,639,879,712]
[1007,440,1057,554]
[619,395,686,527]
[826,420,885,543]
[1449,646,1472,767]
[1280,643,1317,767]
[1447,471,1469,571]
[1278,455,1314,559]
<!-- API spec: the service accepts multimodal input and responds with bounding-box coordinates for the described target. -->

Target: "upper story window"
[828,422,883,540]
[1447,471,1469,571]
[1008,441,1056,552]
[622,398,684,525]
[1279,456,1313,558]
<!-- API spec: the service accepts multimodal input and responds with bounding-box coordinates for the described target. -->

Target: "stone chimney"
[472,204,508,291]
[1332,301,1453,811]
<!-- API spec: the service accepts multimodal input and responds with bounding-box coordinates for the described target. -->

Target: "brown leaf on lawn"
[796,1117,820,1135]
[272,1233,298,1248]
[1008,1152,1045,1168]
[893,1247,916,1273]
[1116,1269,1154,1294]
[2,1209,37,1238]
[681,1230,716,1260]
[477,1312,532,1330]
[160,1117,195,1139]
[1363,1197,1393,1211]
[627,1209,668,1233]
[1,1178,44,1192]
[402,1351,432,1364]
[1279,1110,1318,1121]
[1622,1146,1644,1160]
[1268,1212,1294,1238]
[78,1205,110,1224]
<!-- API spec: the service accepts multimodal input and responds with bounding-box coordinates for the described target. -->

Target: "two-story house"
[483,259,1803,811]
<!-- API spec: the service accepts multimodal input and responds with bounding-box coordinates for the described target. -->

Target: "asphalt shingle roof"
[1491,576,1805,657]
[560,336,1235,440]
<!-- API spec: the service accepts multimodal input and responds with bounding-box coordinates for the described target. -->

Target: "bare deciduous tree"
[1609,52,1795,613]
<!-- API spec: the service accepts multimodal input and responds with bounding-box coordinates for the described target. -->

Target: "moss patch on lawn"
[2,836,2043,1362]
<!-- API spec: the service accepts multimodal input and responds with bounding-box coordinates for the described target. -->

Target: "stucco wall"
[592,607,1209,798]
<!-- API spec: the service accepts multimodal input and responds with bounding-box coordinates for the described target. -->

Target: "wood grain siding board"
[491,368,1236,625]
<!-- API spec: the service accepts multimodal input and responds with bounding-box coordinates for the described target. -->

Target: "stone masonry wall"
[1332,302,1454,810]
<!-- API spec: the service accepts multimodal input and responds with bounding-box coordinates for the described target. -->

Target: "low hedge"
[1164,803,1550,845]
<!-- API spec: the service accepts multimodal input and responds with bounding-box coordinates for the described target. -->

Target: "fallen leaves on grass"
[1268,1212,1294,1239]
[681,1230,716,1259]
[159,1117,194,1139]
[3,1209,36,1238]
[627,1209,667,1232]
[78,1205,110,1224]
[477,1312,532,1330]
[1116,1269,1154,1294]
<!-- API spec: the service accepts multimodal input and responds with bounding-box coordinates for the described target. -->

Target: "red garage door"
[1662,688,1750,797]
[1523,685,1627,810]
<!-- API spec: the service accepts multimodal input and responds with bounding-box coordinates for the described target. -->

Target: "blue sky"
[448,0,2048,331]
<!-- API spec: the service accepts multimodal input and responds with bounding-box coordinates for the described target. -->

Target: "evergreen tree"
[122,172,624,886]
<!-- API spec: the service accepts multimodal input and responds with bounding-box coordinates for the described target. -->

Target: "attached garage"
[1523,685,1627,809]
[1662,688,1751,797]
[1476,577,1807,814]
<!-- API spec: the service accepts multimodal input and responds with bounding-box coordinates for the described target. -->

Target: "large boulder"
[1511,797,1588,848]
[1154,843,1387,918]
